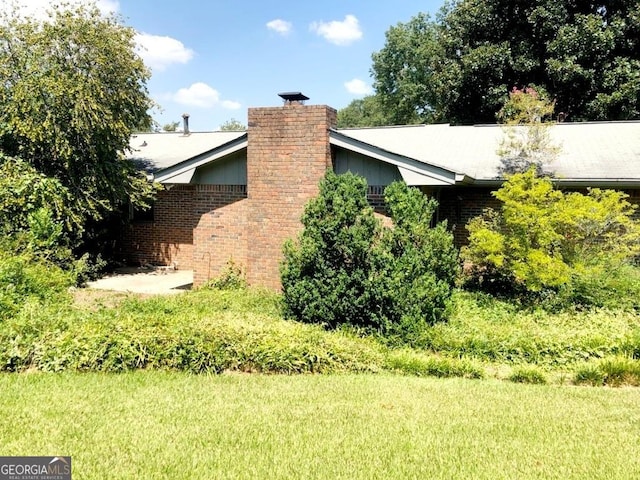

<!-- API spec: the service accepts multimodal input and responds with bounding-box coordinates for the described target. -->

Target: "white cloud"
[3,0,119,19]
[310,14,362,46]
[172,83,241,110]
[345,78,372,95]
[135,32,194,72]
[266,19,292,36]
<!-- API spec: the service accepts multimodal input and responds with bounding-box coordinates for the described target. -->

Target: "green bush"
[0,249,72,321]
[462,168,640,308]
[375,181,459,342]
[421,291,640,366]
[204,259,247,290]
[0,288,483,380]
[281,171,382,330]
[281,172,458,343]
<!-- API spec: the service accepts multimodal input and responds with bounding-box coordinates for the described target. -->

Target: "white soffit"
[159,169,195,184]
[398,167,451,186]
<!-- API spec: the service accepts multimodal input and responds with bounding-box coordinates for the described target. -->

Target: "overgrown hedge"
[0,289,483,379]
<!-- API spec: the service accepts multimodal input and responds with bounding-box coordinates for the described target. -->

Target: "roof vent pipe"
[182,113,190,135]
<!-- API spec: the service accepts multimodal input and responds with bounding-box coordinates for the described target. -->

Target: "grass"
[423,291,640,367]
[2,287,639,383]
[1,372,638,480]
[0,288,483,378]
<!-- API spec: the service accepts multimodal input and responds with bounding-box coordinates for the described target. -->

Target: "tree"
[497,86,559,175]
[337,95,392,128]
[372,1,640,124]
[162,121,180,132]
[281,171,458,342]
[219,118,246,131]
[371,13,439,125]
[0,2,155,230]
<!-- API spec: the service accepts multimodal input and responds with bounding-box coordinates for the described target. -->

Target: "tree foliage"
[162,121,180,132]
[461,168,640,300]
[281,171,458,342]
[372,1,640,124]
[219,118,246,131]
[497,86,559,175]
[0,2,156,226]
[337,95,394,128]
[0,154,78,265]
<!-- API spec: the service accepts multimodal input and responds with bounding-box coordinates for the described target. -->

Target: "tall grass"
[421,291,640,366]
[1,286,638,382]
[0,288,483,378]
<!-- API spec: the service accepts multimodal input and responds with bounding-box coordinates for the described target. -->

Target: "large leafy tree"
[0,2,155,227]
[372,1,640,124]
[337,95,395,128]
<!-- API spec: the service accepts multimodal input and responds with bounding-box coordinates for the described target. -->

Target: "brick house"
[122,93,640,289]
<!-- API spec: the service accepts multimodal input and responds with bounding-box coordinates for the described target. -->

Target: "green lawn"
[1,372,639,479]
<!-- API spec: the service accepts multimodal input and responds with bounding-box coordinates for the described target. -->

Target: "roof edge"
[154,134,247,183]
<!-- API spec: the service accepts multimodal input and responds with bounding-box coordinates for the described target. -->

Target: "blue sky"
[12,0,445,131]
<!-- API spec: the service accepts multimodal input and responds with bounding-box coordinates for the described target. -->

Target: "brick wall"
[437,187,500,246]
[246,104,337,289]
[121,184,247,279]
[121,185,197,268]
[193,185,248,285]
[625,189,640,221]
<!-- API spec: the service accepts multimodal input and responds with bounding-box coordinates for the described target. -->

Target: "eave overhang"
[330,130,463,187]
[153,134,248,184]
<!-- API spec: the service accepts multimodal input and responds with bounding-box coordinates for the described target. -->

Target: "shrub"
[204,259,247,290]
[281,172,458,343]
[574,357,640,387]
[422,290,640,366]
[374,181,459,342]
[508,366,548,384]
[462,168,640,307]
[281,171,382,330]
[0,249,72,321]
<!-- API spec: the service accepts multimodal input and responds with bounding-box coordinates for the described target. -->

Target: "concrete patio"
[87,267,193,294]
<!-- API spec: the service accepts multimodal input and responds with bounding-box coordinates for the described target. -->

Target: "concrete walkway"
[87,267,193,294]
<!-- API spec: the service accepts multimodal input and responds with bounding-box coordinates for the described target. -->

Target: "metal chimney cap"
[278,92,309,104]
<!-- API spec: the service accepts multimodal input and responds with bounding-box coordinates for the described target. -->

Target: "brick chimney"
[245,94,337,289]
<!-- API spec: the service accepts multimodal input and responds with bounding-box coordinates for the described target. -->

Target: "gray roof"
[126,121,640,188]
[127,131,246,173]
[335,121,640,186]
